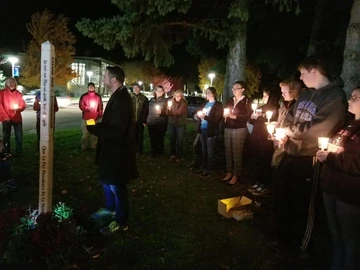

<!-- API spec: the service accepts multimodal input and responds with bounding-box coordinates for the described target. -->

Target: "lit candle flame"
[318,137,329,150]
[266,111,273,121]
[155,105,160,111]
[224,108,230,115]
[251,103,257,111]
[13,104,18,110]
[275,128,286,140]
[90,101,96,108]
[168,100,172,107]
[266,123,275,134]
[197,111,204,117]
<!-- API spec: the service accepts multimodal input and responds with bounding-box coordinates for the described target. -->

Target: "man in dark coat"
[87,66,138,235]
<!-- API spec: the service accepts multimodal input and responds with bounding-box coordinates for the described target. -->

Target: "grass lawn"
[0,121,332,269]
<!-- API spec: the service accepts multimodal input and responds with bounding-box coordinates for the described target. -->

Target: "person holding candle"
[167,90,188,162]
[271,56,348,260]
[315,86,360,270]
[147,85,168,158]
[33,90,59,152]
[247,87,280,195]
[270,78,304,168]
[0,77,26,157]
[222,81,252,185]
[79,82,103,151]
[196,87,223,178]
[131,83,149,156]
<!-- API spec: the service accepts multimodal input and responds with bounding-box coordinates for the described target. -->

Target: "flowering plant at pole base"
[1,203,87,268]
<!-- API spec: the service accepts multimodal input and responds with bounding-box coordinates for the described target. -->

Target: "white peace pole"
[38,41,55,214]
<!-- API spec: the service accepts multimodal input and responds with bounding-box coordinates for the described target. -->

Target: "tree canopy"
[20,9,77,87]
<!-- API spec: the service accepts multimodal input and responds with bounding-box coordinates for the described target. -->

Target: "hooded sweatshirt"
[283,78,348,156]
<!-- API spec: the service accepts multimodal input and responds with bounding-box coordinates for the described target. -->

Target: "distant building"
[68,56,119,97]
[0,54,119,97]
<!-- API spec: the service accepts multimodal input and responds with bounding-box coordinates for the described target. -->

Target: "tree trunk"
[307,0,325,56]
[341,0,360,95]
[223,22,247,102]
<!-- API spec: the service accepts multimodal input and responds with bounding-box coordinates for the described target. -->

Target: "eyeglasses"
[349,95,360,101]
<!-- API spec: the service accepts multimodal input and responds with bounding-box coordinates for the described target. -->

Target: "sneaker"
[248,183,260,193]
[195,168,204,174]
[89,208,115,221]
[200,171,212,178]
[6,179,17,190]
[100,221,128,235]
[267,241,280,252]
[252,187,270,196]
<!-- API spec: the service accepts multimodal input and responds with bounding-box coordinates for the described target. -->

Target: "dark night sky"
[0,0,199,79]
[1,0,125,60]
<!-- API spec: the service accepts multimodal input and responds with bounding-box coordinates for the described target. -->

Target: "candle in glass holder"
[275,128,286,140]
[197,111,204,118]
[155,105,160,111]
[251,103,257,114]
[265,110,273,123]
[90,101,96,109]
[13,104,18,110]
[318,137,329,150]
[266,123,275,134]
[168,100,172,108]
[224,108,230,115]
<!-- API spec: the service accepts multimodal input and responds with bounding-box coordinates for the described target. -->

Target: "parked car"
[185,96,206,121]
[23,89,72,108]
[22,90,40,106]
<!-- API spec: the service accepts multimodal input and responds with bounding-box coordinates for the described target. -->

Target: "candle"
[251,103,257,110]
[13,104,18,110]
[90,101,96,108]
[224,108,230,115]
[168,100,172,107]
[274,128,286,140]
[155,105,160,111]
[197,111,204,118]
[266,123,275,134]
[318,137,329,150]
[265,111,273,123]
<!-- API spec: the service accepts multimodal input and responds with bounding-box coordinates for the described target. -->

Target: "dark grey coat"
[89,86,138,184]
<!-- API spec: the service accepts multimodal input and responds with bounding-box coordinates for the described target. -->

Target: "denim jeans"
[199,129,216,173]
[2,121,23,155]
[323,191,360,270]
[102,183,128,225]
[168,124,185,158]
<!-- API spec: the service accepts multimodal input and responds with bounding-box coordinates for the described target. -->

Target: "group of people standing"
[215,56,358,269]
[131,84,188,162]
[0,55,359,269]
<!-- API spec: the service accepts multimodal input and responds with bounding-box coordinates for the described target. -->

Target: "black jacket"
[223,96,252,129]
[197,101,223,137]
[88,86,138,184]
[320,120,360,206]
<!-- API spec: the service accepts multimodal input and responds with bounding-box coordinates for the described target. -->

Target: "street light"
[208,73,215,86]
[138,81,143,91]
[86,71,93,82]
[8,57,18,77]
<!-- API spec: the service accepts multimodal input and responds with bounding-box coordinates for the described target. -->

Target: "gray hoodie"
[283,78,348,156]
